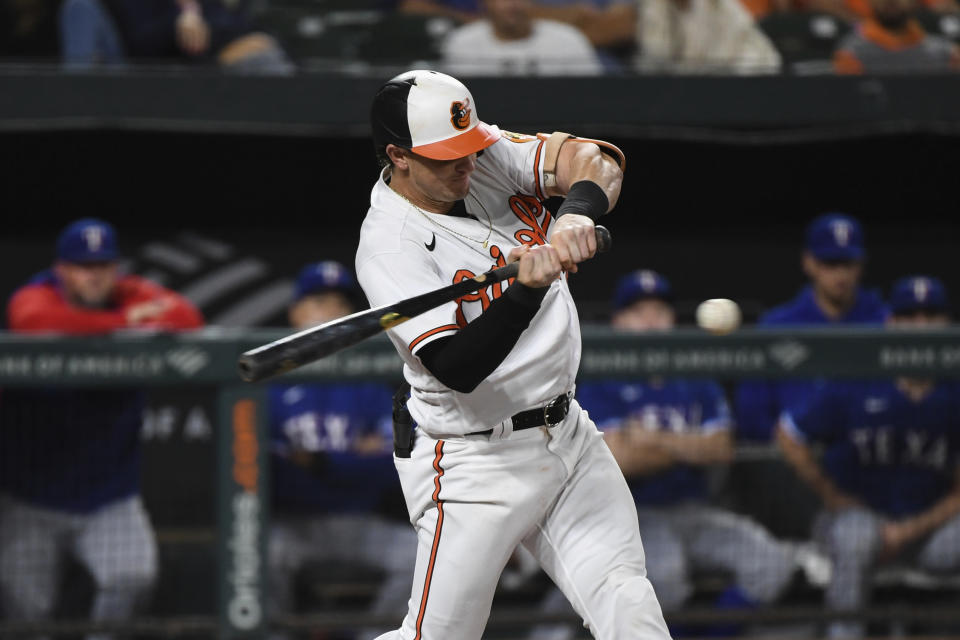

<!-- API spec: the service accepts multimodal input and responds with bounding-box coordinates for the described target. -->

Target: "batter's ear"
[386,144,409,170]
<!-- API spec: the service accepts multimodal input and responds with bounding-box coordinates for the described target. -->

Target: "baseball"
[696,298,741,334]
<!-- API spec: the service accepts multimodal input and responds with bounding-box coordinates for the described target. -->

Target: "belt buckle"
[543,394,566,427]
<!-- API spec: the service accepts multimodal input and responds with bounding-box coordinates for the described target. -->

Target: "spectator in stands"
[267,261,417,640]
[529,270,796,640]
[529,0,637,52]
[59,0,293,73]
[746,0,959,27]
[406,0,634,67]
[833,0,960,72]
[736,213,888,443]
[0,218,204,637]
[636,0,782,73]
[58,0,125,68]
[778,275,960,639]
[441,0,604,75]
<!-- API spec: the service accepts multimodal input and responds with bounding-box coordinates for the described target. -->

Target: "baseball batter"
[356,70,670,640]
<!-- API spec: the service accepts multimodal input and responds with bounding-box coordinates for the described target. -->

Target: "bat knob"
[595,225,612,253]
[237,355,258,382]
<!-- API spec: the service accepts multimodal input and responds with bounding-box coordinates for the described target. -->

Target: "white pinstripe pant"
[0,494,158,640]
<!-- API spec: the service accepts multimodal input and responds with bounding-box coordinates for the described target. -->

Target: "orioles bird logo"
[450,98,471,130]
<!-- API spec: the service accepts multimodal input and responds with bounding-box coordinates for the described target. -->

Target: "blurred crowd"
[2,0,959,74]
[1,214,958,639]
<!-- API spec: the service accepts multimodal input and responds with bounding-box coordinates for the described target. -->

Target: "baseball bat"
[238,225,611,382]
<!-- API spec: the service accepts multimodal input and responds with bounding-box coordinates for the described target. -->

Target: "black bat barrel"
[238,313,387,382]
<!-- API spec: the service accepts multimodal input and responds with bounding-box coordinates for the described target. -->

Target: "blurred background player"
[441,0,604,76]
[736,212,888,443]
[635,0,783,73]
[733,212,888,542]
[266,261,417,640]
[0,218,203,639]
[58,0,292,73]
[530,270,795,640]
[833,0,960,72]
[778,275,960,639]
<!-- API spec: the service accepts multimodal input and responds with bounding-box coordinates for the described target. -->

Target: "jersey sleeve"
[698,381,733,433]
[734,379,781,442]
[781,384,845,444]
[357,246,461,356]
[7,284,128,334]
[481,132,548,202]
[115,276,205,330]
[575,382,625,431]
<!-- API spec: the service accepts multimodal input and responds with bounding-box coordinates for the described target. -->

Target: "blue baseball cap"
[613,270,673,310]
[805,213,865,261]
[889,276,949,315]
[56,218,118,263]
[293,261,356,302]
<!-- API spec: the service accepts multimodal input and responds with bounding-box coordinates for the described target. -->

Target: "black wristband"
[555,180,609,222]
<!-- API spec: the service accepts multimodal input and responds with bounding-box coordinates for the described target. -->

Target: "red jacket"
[7,271,204,334]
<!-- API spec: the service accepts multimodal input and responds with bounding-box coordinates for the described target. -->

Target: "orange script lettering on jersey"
[452,245,512,327]
[510,195,551,247]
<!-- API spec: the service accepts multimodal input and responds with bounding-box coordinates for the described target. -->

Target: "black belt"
[475,393,571,436]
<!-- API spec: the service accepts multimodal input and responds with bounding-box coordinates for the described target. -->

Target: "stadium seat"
[758,12,853,73]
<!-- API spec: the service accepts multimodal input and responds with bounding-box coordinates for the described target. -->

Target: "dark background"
[3,128,958,324]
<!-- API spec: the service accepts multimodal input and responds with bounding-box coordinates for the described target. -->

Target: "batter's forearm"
[416,282,547,393]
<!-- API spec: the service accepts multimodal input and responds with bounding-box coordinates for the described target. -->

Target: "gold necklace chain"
[393,187,493,249]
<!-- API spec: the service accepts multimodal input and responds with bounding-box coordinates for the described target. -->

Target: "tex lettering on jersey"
[451,195,551,327]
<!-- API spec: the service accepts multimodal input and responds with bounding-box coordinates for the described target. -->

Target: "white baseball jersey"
[356,128,581,437]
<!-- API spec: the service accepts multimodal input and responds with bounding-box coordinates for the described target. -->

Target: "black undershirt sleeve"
[415,281,549,393]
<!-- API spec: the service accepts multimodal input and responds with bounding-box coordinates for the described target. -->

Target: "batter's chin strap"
[536,132,627,190]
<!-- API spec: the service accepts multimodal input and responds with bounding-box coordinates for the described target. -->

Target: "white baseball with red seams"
[357,70,670,640]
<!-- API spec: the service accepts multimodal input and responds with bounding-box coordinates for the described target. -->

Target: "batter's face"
[386,144,477,212]
[803,253,862,308]
[55,260,119,308]
[612,299,676,332]
[289,291,354,329]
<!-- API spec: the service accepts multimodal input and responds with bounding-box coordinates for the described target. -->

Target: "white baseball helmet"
[370,69,500,161]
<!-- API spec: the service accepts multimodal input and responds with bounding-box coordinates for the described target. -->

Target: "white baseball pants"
[375,400,671,640]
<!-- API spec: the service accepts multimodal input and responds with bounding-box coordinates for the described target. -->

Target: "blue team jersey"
[577,379,732,506]
[1,271,145,514]
[268,383,397,514]
[0,388,143,513]
[735,285,888,442]
[784,380,960,518]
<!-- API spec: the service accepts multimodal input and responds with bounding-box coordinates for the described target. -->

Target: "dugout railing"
[1,326,960,639]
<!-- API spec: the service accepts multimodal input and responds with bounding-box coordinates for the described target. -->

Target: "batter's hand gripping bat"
[238,226,611,382]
